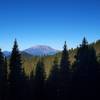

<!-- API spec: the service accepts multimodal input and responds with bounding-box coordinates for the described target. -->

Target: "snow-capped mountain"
[24,45,59,56]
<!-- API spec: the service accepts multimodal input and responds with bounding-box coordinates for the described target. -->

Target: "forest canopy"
[0,38,100,100]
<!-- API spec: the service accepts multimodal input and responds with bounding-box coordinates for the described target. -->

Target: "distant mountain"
[21,51,33,58]
[24,45,59,56]
[3,51,34,58]
[3,51,11,57]
[3,40,100,58]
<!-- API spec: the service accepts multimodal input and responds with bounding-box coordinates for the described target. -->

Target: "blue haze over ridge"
[3,45,60,56]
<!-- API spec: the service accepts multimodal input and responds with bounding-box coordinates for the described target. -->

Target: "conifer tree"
[0,49,8,100]
[47,56,60,100]
[9,39,24,100]
[29,70,35,100]
[97,54,100,99]
[4,57,8,82]
[0,49,5,80]
[60,41,70,72]
[3,57,8,100]
[72,37,97,99]
[0,49,5,100]
[34,58,46,100]
[59,41,70,100]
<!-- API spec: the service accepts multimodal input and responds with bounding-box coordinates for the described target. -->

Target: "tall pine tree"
[47,56,60,100]
[0,49,8,100]
[9,39,25,100]
[4,57,8,100]
[59,41,70,100]
[72,37,97,99]
[34,58,46,100]
[29,70,35,100]
[0,49,4,100]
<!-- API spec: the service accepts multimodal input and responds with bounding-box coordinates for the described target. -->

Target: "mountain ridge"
[3,40,100,57]
[3,45,60,57]
[24,45,59,56]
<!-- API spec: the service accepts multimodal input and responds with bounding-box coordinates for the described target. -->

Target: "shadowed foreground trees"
[9,39,26,100]
[46,42,70,100]
[70,38,97,100]
[59,41,70,100]
[97,53,100,99]
[46,56,60,100]
[34,58,46,100]
[0,38,99,100]
[0,49,8,100]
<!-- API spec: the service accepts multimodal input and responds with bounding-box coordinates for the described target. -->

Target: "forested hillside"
[0,38,100,100]
[20,39,100,76]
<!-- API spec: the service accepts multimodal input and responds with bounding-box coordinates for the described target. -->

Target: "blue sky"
[0,0,100,51]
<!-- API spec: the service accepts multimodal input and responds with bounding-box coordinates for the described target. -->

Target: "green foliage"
[97,53,100,64]
[35,58,46,82]
[49,55,59,81]
[5,39,100,78]
[10,39,99,77]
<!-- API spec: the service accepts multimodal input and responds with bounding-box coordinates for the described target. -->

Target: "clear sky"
[0,0,100,51]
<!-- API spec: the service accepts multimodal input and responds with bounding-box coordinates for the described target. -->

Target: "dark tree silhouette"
[9,39,25,100]
[71,37,97,99]
[0,49,4,100]
[4,57,8,100]
[0,38,99,100]
[47,56,60,100]
[98,53,100,63]
[59,41,70,100]
[97,53,100,99]
[0,49,8,100]
[34,58,46,100]
[60,41,70,71]
[4,57,8,82]
[29,70,35,100]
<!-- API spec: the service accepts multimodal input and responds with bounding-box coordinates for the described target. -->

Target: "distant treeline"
[0,38,100,100]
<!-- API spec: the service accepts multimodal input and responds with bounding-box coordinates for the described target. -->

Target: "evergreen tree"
[4,57,8,82]
[97,53,100,64]
[0,49,8,100]
[9,39,25,100]
[97,54,100,99]
[60,41,70,72]
[59,41,70,100]
[29,70,35,100]
[47,56,60,100]
[3,57,8,100]
[72,37,97,99]
[34,58,46,100]
[0,49,5,100]
[0,49,5,80]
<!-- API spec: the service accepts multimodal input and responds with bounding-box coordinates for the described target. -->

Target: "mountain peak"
[3,45,60,57]
[31,45,56,50]
[24,45,59,56]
